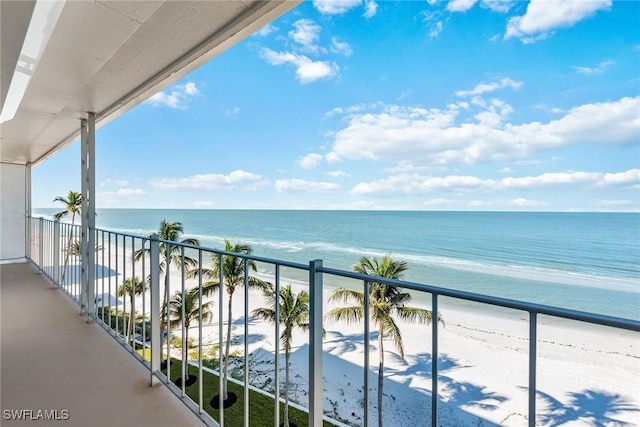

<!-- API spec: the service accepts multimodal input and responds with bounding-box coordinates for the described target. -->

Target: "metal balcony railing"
[27,216,640,427]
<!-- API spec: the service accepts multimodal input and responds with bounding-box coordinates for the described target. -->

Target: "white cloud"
[327,170,351,178]
[473,98,514,127]
[505,0,611,43]
[114,188,145,196]
[422,198,461,208]
[601,169,640,188]
[508,198,546,207]
[429,21,444,38]
[146,82,200,109]
[193,201,214,208]
[363,0,378,18]
[226,106,240,116]
[326,96,639,166]
[275,179,340,193]
[100,179,128,187]
[574,60,614,75]
[290,19,323,54]
[455,77,522,97]
[349,168,640,196]
[481,0,513,13]
[324,102,381,118]
[256,24,277,37]
[313,0,361,15]
[97,188,146,205]
[150,170,263,191]
[261,48,338,84]
[297,153,324,169]
[447,0,477,12]
[330,37,353,57]
[597,199,634,208]
[498,167,513,173]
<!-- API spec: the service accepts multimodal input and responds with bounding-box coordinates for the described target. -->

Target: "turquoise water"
[34,209,640,320]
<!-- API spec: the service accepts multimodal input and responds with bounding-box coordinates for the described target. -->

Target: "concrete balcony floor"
[1,262,204,427]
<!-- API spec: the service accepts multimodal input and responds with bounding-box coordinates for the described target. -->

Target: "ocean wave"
[103,229,638,294]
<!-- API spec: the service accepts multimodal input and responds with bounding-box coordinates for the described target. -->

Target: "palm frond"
[326,306,364,324]
[251,307,276,323]
[328,287,365,306]
[381,315,405,359]
[395,306,434,325]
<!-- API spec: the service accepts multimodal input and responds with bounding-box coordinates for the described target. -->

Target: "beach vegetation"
[134,220,199,357]
[252,284,310,427]
[326,255,444,427]
[117,276,146,345]
[64,239,103,256]
[165,287,214,386]
[53,190,82,284]
[157,357,337,427]
[187,240,271,404]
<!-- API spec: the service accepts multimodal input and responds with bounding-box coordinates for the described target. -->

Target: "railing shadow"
[534,388,640,426]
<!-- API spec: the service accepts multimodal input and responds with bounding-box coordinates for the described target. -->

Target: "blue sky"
[33,0,639,211]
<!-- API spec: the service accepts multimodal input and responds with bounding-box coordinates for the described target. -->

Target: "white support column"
[25,163,32,259]
[81,113,96,320]
[150,234,161,386]
[53,220,60,286]
[80,119,88,312]
[308,259,324,427]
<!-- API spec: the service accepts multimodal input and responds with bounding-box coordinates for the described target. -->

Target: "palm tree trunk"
[128,292,135,344]
[60,212,76,284]
[378,325,384,427]
[161,266,170,358]
[184,319,190,380]
[223,291,234,400]
[284,348,290,427]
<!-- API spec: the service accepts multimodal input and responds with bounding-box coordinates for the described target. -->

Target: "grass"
[135,349,338,427]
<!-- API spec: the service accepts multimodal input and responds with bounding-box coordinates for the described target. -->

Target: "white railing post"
[150,234,161,386]
[308,259,323,426]
[529,312,537,427]
[431,294,439,427]
[53,220,60,286]
[38,216,44,268]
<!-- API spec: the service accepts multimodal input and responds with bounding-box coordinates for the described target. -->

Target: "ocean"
[33,209,640,320]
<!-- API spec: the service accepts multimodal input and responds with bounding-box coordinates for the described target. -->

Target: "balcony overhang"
[0,0,300,166]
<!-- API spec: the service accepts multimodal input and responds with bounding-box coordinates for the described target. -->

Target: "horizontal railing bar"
[320,266,640,332]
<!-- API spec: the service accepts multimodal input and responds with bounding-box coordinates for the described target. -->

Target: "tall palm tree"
[188,240,270,401]
[252,284,309,427]
[53,190,82,284]
[327,255,444,427]
[117,276,147,345]
[134,220,199,351]
[166,287,214,385]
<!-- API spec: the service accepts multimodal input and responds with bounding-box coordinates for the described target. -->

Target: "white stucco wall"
[0,162,27,261]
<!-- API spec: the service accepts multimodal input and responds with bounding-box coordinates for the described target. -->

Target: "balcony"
[3,216,637,427]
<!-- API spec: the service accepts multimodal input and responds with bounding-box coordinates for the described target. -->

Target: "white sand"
[93,244,640,427]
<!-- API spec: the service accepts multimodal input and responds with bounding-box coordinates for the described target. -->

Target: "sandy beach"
[86,243,640,426]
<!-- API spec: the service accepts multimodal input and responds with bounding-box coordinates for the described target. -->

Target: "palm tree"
[188,240,270,402]
[134,220,199,352]
[252,284,309,427]
[117,276,147,345]
[327,255,444,427]
[166,287,214,386]
[53,190,82,283]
